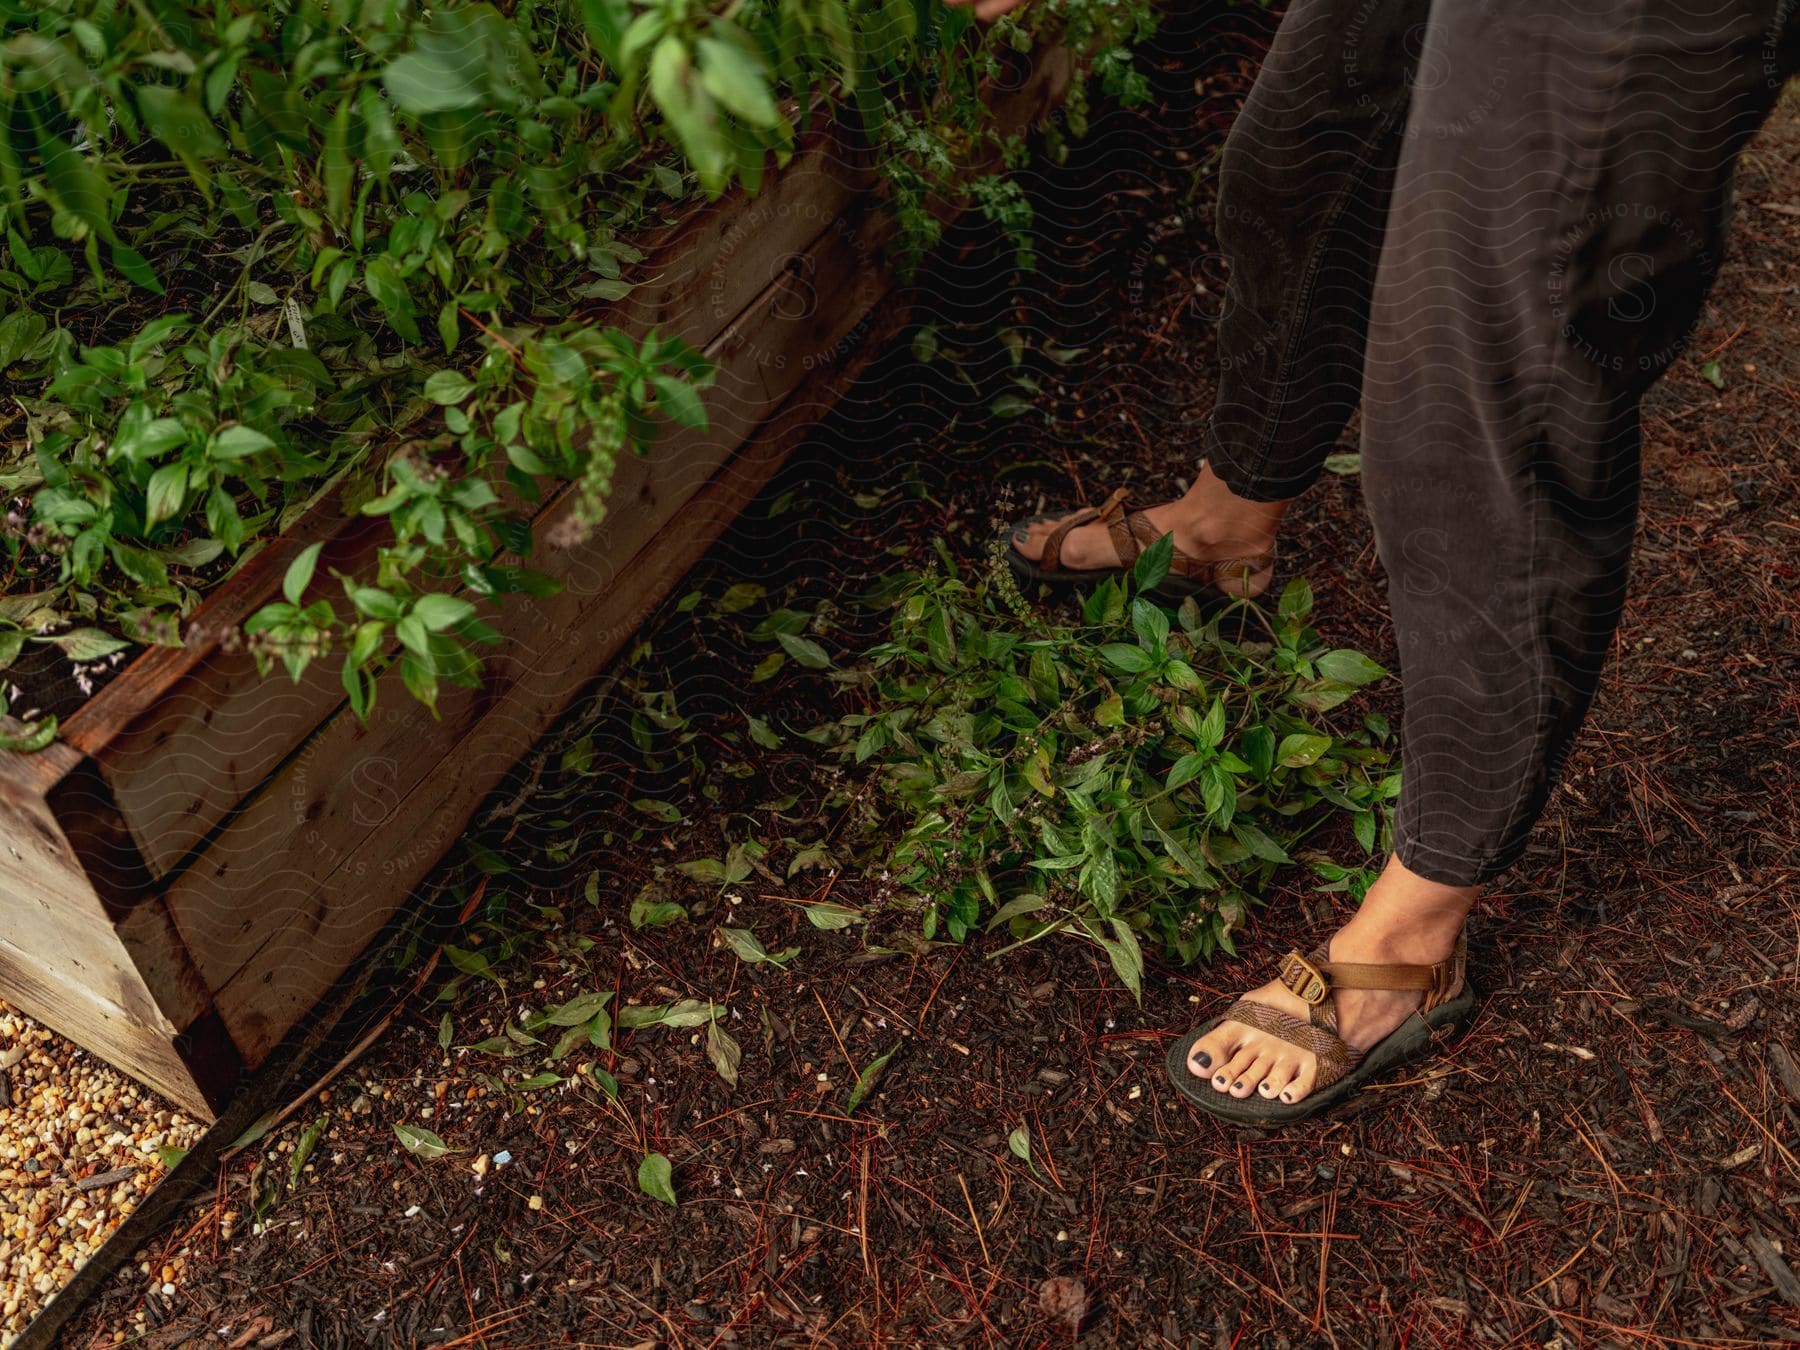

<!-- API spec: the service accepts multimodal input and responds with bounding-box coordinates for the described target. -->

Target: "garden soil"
[48,5,1800,1345]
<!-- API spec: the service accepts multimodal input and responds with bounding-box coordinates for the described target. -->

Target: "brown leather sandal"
[1165,932,1477,1125]
[1007,486,1276,605]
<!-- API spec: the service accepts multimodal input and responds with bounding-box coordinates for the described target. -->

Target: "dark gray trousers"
[1205,0,1800,885]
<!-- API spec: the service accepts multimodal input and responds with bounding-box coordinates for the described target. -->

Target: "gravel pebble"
[0,1003,201,1345]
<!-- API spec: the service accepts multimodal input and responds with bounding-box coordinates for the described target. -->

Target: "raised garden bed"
[0,49,1075,1120]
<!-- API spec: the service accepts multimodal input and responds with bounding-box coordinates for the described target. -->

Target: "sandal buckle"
[1278,951,1329,1006]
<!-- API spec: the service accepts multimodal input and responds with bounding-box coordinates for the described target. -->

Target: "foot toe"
[1231,1054,1275,1098]
[1212,1047,1259,1094]
[1279,1060,1320,1104]
[1188,1023,1242,1078]
[1258,1056,1302,1100]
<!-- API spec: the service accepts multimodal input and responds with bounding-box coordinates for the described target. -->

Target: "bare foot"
[1011,462,1289,596]
[1186,856,1478,1104]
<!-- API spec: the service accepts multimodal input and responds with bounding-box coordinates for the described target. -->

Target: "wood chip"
[1770,1043,1800,1104]
[1643,1001,1733,1038]
[1717,1143,1761,1170]
[226,1316,275,1349]
[1747,1231,1800,1309]
[75,1165,138,1192]
[1539,1042,1595,1060]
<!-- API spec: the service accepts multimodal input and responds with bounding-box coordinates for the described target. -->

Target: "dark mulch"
[61,9,1800,1348]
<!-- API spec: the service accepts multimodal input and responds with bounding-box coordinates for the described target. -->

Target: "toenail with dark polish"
[1195,1051,1211,1068]
[1232,1080,1243,1090]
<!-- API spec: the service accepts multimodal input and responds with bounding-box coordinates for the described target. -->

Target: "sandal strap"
[1100,493,1143,570]
[1194,551,1276,586]
[1042,486,1129,572]
[1219,998,1362,1094]
[1279,935,1467,1028]
[1120,511,1275,586]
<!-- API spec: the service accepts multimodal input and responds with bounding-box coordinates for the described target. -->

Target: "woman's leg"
[1191,0,1799,1104]
[1365,0,1799,886]
[1014,0,1428,573]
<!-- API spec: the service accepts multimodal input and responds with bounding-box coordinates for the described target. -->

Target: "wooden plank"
[216,286,912,1066]
[0,745,169,1034]
[163,199,899,1041]
[43,757,214,1035]
[65,135,867,880]
[0,728,80,799]
[604,120,873,349]
[57,494,363,759]
[0,745,234,1116]
[71,518,387,880]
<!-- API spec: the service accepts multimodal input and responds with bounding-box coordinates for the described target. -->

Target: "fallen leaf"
[845,1044,899,1114]
[394,1124,455,1160]
[637,1152,677,1206]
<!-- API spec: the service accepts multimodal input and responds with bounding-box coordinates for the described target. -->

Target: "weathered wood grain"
[167,199,902,1059]
[0,744,166,1032]
[605,120,874,348]
[44,757,214,1036]
[217,285,914,1066]
[0,941,231,1120]
[0,744,236,1117]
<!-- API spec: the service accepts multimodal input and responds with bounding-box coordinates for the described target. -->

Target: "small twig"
[1699,320,1747,360]
[425,1308,534,1348]
[1311,1176,1333,1331]
[956,1172,992,1266]
[1713,1078,1800,1179]
[858,1145,873,1280]
[811,986,859,1081]
[457,307,524,359]
[915,946,962,1026]
[75,1166,137,1193]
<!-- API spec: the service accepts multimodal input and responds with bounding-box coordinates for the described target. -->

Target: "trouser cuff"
[1201,435,1310,505]
[1393,832,1525,889]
